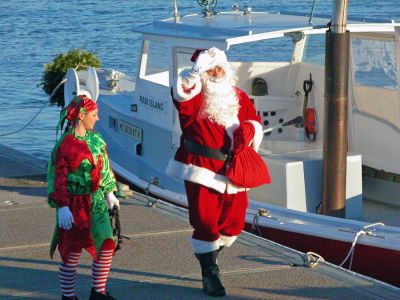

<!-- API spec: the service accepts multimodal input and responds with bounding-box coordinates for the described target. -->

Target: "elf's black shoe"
[62,295,79,300]
[89,288,116,300]
[195,251,226,297]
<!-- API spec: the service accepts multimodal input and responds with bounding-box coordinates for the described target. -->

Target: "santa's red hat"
[190,49,206,62]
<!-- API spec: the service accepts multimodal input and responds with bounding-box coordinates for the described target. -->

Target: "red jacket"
[166,81,262,194]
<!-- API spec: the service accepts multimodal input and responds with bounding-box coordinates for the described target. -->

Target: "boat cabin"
[95,10,400,218]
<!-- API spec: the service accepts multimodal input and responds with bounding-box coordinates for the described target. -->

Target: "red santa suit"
[166,56,263,254]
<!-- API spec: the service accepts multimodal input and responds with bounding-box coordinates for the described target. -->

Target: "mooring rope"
[252,208,386,270]
[0,63,91,138]
[338,222,385,270]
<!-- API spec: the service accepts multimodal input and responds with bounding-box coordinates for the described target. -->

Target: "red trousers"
[185,181,248,251]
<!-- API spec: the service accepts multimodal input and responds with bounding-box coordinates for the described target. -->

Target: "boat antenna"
[309,0,317,24]
[197,0,218,17]
[172,0,180,23]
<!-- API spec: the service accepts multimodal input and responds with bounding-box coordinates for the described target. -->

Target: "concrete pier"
[0,144,398,299]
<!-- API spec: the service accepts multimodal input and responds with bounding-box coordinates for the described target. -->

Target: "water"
[0,0,399,161]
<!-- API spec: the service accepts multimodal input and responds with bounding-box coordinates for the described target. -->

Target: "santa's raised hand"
[192,51,216,74]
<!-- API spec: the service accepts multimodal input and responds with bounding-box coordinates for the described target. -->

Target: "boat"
[64,2,400,287]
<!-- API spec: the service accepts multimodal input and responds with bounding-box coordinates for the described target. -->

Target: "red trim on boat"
[244,223,400,287]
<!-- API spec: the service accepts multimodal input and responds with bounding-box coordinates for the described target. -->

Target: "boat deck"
[0,144,399,299]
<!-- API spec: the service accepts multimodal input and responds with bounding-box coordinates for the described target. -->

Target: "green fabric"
[55,108,68,136]
[91,189,114,254]
[67,158,93,194]
[48,129,116,258]
[83,130,116,194]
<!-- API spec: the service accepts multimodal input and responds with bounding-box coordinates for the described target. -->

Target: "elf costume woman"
[47,94,119,300]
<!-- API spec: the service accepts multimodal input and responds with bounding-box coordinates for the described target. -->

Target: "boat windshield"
[227,38,293,62]
[302,34,325,65]
[141,40,170,86]
[352,37,397,89]
[302,32,398,90]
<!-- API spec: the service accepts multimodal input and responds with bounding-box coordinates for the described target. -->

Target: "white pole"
[173,0,180,23]
[331,0,348,33]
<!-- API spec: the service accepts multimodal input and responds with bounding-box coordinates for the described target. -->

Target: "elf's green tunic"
[47,129,116,262]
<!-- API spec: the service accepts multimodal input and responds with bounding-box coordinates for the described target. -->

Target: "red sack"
[228,123,271,188]
[232,123,255,153]
[227,146,271,188]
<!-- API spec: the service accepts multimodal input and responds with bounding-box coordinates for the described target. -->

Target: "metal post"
[173,0,180,23]
[321,0,349,218]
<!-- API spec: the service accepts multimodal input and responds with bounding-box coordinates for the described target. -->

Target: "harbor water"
[0,0,399,161]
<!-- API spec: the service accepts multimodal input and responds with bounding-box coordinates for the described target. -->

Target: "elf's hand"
[105,192,120,210]
[58,206,74,230]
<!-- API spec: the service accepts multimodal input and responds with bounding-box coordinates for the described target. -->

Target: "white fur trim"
[166,159,247,194]
[173,68,202,101]
[225,116,240,150]
[219,235,237,248]
[246,120,263,152]
[192,238,220,253]
[207,47,228,66]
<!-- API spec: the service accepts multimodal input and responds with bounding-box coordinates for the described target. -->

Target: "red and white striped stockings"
[59,251,81,298]
[91,241,114,294]
[59,240,115,298]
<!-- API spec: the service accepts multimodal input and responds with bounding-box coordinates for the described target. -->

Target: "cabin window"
[352,38,397,89]
[227,38,293,62]
[175,50,193,75]
[141,40,170,86]
[351,35,400,129]
[302,34,325,65]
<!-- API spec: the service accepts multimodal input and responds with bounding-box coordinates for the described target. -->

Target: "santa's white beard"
[200,77,240,127]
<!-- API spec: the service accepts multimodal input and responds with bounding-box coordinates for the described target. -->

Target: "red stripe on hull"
[244,223,400,287]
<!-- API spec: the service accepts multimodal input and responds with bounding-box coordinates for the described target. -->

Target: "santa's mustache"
[202,78,234,97]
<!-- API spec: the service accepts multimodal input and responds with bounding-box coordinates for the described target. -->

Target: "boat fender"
[305,107,317,142]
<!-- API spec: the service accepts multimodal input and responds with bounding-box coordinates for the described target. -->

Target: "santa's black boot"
[195,251,226,297]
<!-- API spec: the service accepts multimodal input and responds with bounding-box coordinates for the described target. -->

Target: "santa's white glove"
[192,51,216,74]
[58,206,74,230]
[105,192,120,210]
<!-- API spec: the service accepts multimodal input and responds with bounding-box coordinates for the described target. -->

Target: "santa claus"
[166,47,270,297]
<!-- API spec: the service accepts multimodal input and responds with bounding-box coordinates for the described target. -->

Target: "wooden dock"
[0,144,398,299]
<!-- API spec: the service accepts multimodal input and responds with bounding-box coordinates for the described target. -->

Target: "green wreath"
[39,49,101,107]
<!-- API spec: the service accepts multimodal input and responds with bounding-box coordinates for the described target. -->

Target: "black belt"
[184,139,232,161]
